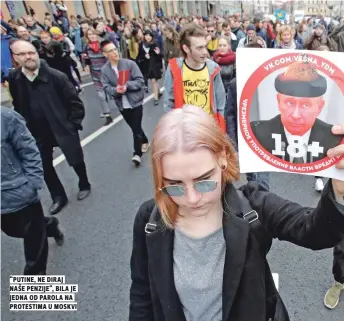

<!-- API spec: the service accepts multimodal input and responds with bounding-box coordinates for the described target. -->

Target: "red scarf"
[88,41,100,53]
[213,50,236,65]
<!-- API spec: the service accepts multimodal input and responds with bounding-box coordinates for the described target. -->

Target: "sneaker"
[104,115,113,126]
[132,155,141,166]
[315,178,324,192]
[154,99,159,106]
[142,143,150,153]
[145,86,149,93]
[324,281,344,309]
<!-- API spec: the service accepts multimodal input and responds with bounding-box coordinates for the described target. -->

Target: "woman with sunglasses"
[129,105,344,321]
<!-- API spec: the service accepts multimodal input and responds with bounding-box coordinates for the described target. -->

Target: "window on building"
[73,0,85,17]
[144,1,150,17]
[96,0,106,19]
[132,1,140,17]
[6,0,27,19]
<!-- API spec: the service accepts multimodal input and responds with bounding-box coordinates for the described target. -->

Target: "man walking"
[164,23,226,132]
[100,40,149,166]
[1,106,64,275]
[8,40,91,215]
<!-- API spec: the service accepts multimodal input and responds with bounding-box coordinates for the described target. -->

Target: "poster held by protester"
[236,48,344,180]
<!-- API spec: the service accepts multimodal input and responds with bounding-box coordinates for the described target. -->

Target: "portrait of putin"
[251,60,343,163]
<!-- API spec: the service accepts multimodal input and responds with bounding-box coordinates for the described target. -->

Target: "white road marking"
[53,87,165,167]
[80,82,94,88]
[272,273,279,291]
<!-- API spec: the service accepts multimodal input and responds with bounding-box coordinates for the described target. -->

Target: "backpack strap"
[236,190,272,256]
[145,205,159,234]
[146,192,273,256]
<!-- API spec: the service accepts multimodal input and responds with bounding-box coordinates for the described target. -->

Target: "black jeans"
[1,202,60,275]
[39,142,90,201]
[120,105,148,157]
[333,238,344,283]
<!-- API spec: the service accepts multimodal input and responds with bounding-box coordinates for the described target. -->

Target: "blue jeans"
[246,172,270,191]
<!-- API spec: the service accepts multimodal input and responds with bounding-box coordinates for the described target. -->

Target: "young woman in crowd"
[130,27,147,91]
[129,105,344,321]
[291,24,304,48]
[83,28,114,125]
[298,21,309,45]
[163,25,181,67]
[273,25,303,49]
[49,26,82,89]
[42,28,81,93]
[69,18,83,68]
[120,26,131,59]
[137,30,163,105]
[213,36,236,92]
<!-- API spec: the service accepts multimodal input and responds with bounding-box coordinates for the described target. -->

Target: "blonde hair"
[151,105,239,229]
[277,25,292,45]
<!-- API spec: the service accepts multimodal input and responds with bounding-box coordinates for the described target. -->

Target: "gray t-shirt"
[173,227,225,321]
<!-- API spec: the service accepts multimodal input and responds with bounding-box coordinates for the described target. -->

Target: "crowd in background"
[2,5,344,88]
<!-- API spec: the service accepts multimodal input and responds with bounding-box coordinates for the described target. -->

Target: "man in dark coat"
[8,40,91,215]
[251,60,343,163]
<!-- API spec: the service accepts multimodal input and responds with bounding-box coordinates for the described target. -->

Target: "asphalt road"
[1,81,343,321]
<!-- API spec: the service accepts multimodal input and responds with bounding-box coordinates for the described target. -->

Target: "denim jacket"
[1,107,44,214]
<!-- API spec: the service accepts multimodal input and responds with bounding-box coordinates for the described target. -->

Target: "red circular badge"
[239,52,344,173]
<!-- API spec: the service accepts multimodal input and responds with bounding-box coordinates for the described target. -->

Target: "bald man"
[8,40,91,215]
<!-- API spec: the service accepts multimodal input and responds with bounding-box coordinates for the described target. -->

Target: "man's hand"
[2,81,8,88]
[116,85,127,94]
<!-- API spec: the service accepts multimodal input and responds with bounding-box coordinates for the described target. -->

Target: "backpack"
[145,190,290,321]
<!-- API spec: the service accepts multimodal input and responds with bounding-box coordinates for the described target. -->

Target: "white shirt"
[284,128,311,163]
[112,65,132,109]
[22,67,39,82]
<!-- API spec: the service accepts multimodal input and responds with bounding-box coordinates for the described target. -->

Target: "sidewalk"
[1,70,90,104]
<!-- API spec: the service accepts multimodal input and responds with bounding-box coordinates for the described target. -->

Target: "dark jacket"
[329,24,344,52]
[231,27,246,52]
[1,107,44,214]
[137,42,163,78]
[8,61,85,166]
[129,181,344,321]
[304,34,338,51]
[101,59,145,111]
[226,78,238,148]
[251,115,343,163]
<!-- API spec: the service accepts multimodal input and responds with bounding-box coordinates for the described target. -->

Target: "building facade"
[1,0,182,22]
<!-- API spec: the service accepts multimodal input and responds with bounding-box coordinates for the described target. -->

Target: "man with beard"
[16,26,41,51]
[164,23,226,132]
[8,40,91,215]
[304,24,338,51]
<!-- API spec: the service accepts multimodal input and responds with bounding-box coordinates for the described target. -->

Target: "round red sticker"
[239,52,344,173]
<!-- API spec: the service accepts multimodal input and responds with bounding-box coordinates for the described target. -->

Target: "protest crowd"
[1,1,344,320]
